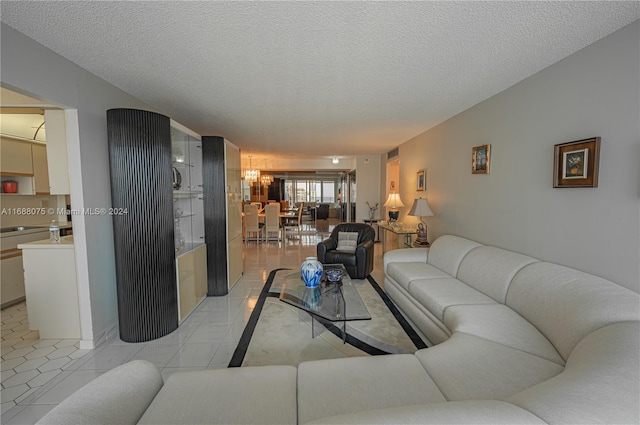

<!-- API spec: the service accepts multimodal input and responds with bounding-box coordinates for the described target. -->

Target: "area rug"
[229,268,427,367]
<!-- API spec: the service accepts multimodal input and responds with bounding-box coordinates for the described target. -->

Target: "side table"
[378,222,420,252]
[363,218,381,242]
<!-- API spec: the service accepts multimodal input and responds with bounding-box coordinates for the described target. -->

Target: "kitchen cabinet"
[0,132,68,196]
[18,236,81,339]
[0,228,50,308]
[0,138,33,176]
[43,110,70,194]
[31,143,50,194]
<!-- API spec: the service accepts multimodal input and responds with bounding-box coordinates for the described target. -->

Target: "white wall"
[1,23,161,345]
[355,155,381,223]
[391,21,639,292]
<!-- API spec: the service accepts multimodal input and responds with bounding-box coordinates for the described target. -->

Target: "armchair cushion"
[336,231,359,252]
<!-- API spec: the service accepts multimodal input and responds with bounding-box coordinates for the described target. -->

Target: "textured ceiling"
[1,1,638,162]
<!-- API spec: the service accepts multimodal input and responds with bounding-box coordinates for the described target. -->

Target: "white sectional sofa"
[37,235,639,424]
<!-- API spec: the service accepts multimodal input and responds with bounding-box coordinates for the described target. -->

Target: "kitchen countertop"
[1,222,72,238]
[18,235,74,249]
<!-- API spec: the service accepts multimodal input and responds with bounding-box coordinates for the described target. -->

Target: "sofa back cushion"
[507,322,640,425]
[506,262,640,361]
[427,235,482,277]
[457,246,538,303]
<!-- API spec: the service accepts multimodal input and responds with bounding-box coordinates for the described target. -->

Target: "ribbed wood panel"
[107,109,178,342]
[202,136,228,296]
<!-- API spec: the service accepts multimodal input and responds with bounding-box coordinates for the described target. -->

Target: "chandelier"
[261,173,274,187]
[243,155,260,183]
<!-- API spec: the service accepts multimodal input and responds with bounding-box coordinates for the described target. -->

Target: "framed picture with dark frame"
[553,137,600,188]
[416,169,426,191]
[472,144,491,174]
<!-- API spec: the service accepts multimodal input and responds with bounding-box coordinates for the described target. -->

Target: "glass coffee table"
[279,263,371,342]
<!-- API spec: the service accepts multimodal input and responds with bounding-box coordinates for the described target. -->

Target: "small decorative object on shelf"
[2,180,18,193]
[325,268,343,285]
[414,223,429,246]
[174,219,185,251]
[172,167,182,190]
[301,256,323,288]
[366,201,379,220]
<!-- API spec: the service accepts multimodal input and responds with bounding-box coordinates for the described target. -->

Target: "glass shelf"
[175,214,195,219]
[172,126,204,258]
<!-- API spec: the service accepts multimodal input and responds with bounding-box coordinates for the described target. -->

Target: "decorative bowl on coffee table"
[325,268,343,284]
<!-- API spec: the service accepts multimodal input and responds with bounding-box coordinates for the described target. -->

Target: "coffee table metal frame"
[279,263,371,342]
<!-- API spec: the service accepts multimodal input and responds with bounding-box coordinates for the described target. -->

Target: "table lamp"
[383,192,404,222]
[408,197,434,245]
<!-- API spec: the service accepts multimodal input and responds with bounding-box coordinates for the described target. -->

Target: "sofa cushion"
[305,400,546,424]
[384,280,452,345]
[408,277,496,321]
[386,262,450,291]
[506,262,640,361]
[37,360,163,425]
[456,246,537,303]
[415,332,564,401]
[297,355,445,424]
[508,322,640,425]
[426,235,482,277]
[444,304,564,365]
[138,365,297,425]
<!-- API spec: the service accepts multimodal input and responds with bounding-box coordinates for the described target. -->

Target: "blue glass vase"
[301,256,323,288]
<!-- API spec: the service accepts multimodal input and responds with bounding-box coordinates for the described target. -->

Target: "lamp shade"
[383,193,404,208]
[408,197,434,217]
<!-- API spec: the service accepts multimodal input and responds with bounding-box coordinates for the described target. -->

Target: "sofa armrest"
[37,360,163,425]
[384,248,429,274]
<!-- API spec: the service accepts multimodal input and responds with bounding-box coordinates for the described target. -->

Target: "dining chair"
[264,203,282,242]
[244,204,263,242]
[283,206,303,240]
[250,202,263,213]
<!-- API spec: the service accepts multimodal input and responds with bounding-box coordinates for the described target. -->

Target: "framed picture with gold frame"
[416,169,426,191]
[472,144,491,174]
[553,137,600,188]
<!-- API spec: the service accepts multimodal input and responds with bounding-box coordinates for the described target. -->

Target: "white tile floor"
[1,220,386,424]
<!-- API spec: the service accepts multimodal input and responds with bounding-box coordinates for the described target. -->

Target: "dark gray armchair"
[317,223,375,279]
[316,204,329,220]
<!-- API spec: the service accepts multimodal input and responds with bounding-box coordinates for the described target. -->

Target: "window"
[283,178,337,204]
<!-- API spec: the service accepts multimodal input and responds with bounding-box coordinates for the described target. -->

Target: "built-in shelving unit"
[171,125,207,321]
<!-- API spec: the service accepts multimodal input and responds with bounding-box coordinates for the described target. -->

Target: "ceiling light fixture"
[332,157,339,164]
[243,155,260,183]
[261,173,274,187]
